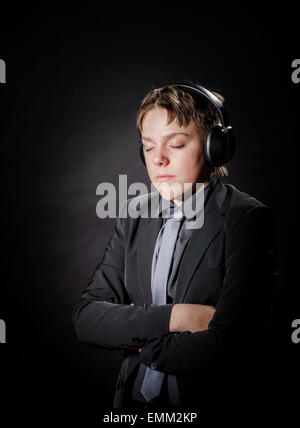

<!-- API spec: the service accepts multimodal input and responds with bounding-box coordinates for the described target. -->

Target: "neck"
[172,176,213,207]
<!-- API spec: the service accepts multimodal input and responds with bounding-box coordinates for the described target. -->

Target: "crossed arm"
[130,302,216,352]
[72,205,278,374]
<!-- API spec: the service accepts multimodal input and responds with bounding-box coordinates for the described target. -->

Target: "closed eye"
[145,145,184,152]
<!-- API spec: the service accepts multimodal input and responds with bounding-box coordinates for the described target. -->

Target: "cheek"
[147,163,156,178]
[175,151,202,177]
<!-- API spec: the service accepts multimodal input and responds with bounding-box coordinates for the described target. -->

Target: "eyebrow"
[142,132,189,143]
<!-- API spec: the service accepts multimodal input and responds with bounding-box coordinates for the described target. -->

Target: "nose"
[152,147,169,166]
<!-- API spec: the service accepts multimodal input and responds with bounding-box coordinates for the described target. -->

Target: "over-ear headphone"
[139,82,235,167]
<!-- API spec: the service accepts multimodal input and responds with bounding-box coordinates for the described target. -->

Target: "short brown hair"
[136,84,228,176]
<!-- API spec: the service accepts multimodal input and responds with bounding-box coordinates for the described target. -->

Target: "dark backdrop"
[1,2,299,425]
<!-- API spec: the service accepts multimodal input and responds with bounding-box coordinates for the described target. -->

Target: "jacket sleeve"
[72,215,173,350]
[138,205,279,374]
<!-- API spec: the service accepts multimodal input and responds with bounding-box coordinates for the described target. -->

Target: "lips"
[156,175,175,181]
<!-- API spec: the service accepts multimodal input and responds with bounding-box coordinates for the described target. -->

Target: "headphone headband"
[171,83,230,129]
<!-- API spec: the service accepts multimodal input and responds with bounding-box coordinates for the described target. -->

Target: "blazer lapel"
[174,186,226,303]
[137,217,163,305]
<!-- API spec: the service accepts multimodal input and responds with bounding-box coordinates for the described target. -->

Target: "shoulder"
[117,191,158,232]
[225,182,267,210]
[122,191,157,218]
[221,182,275,232]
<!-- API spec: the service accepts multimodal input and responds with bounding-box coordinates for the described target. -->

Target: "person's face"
[141,107,209,204]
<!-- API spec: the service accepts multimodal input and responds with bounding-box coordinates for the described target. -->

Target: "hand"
[130,302,142,352]
[169,303,216,333]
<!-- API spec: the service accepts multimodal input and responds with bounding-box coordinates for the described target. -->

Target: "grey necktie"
[140,210,183,402]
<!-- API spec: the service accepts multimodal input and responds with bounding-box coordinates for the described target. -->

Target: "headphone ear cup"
[139,141,146,166]
[205,124,235,167]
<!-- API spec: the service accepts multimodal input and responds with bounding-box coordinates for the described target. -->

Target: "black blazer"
[72,178,278,408]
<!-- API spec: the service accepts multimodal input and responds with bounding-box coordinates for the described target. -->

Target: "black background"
[0,2,299,425]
